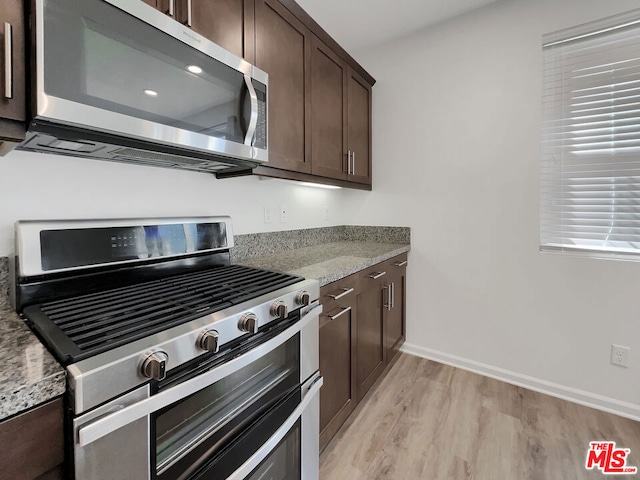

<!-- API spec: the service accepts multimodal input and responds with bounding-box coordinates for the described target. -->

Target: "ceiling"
[295,0,501,53]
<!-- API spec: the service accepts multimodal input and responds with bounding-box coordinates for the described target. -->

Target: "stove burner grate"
[24,265,302,363]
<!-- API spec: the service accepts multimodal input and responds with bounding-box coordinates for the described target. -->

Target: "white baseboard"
[401,343,640,422]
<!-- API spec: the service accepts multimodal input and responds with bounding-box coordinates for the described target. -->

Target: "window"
[540,9,640,259]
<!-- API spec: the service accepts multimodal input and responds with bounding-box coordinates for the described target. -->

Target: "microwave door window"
[43,0,246,143]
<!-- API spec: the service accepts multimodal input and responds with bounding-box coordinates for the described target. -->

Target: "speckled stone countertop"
[234,226,410,286]
[0,258,65,422]
[0,226,408,420]
[237,241,409,285]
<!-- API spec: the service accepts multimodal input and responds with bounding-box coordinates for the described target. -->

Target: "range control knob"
[238,312,259,334]
[197,329,220,353]
[295,290,311,307]
[140,350,169,381]
[270,300,289,319]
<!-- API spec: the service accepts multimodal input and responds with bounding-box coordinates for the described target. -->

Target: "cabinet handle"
[391,282,395,309]
[368,271,386,280]
[346,150,352,175]
[168,0,175,16]
[383,284,391,311]
[328,306,351,321]
[186,0,193,26]
[393,261,407,267]
[4,22,12,99]
[327,287,354,300]
[352,151,356,175]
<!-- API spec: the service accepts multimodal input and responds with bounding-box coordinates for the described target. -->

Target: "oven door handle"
[226,373,323,480]
[77,304,322,447]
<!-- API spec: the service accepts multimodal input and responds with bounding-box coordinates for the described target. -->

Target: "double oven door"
[73,304,321,480]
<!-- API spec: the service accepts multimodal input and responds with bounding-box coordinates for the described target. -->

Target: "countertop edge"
[0,370,66,421]
[312,245,411,286]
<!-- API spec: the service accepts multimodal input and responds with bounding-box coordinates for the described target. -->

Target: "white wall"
[343,0,640,416]
[0,150,348,256]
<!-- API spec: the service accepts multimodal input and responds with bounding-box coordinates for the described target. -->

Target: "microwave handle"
[243,75,258,147]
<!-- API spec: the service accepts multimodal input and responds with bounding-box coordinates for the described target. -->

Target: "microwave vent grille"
[113,148,211,166]
[17,133,252,175]
[112,147,239,172]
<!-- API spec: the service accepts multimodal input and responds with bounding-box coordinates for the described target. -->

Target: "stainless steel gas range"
[9,217,322,480]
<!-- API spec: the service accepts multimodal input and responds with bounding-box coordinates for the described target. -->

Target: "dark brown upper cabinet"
[0,0,26,149]
[310,35,372,185]
[254,0,312,173]
[310,36,348,180]
[177,0,247,60]
[146,0,252,61]
[347,69,372,185]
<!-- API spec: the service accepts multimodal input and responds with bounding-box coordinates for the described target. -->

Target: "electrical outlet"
[323,206,329,221]
[264,206,272,223]
[280,206,288,223]
[611,344,630,368]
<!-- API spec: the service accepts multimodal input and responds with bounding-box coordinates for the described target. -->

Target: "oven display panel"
[40,222,227,271]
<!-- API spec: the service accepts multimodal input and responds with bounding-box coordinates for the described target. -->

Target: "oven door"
[73,304,321,480]
[32,0,267,162]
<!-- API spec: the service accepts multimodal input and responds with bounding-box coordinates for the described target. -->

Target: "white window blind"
[541,9,640,259]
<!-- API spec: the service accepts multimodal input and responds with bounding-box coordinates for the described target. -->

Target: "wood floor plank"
[320,353,640,480]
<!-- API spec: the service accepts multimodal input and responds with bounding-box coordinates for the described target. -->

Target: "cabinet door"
[254,0,311,173]
[310,36,347,180]
[143,0,251,61]
[319,278,357,450]
[179,0,245,59]
[0,397,64,480]
[157,0,176,16]
[386,255,407,363]
[319,278,356,451]
[0,0,26,143]
[355,267,387,401]
[347,69,372,185]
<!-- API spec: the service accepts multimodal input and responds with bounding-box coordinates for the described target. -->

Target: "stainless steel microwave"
[17,0,268,174]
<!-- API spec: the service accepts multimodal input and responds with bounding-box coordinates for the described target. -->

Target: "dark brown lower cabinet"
[385,254,407,363]
[0,397,65,480]
[319,253,408,451]
[355,265,387,402]
[319,276,357,451]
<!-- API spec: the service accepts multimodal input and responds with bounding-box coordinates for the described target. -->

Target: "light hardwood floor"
[320,353,640,480]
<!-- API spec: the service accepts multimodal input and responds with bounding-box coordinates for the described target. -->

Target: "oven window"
[154,335,300,478]
[245,421,301,480]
